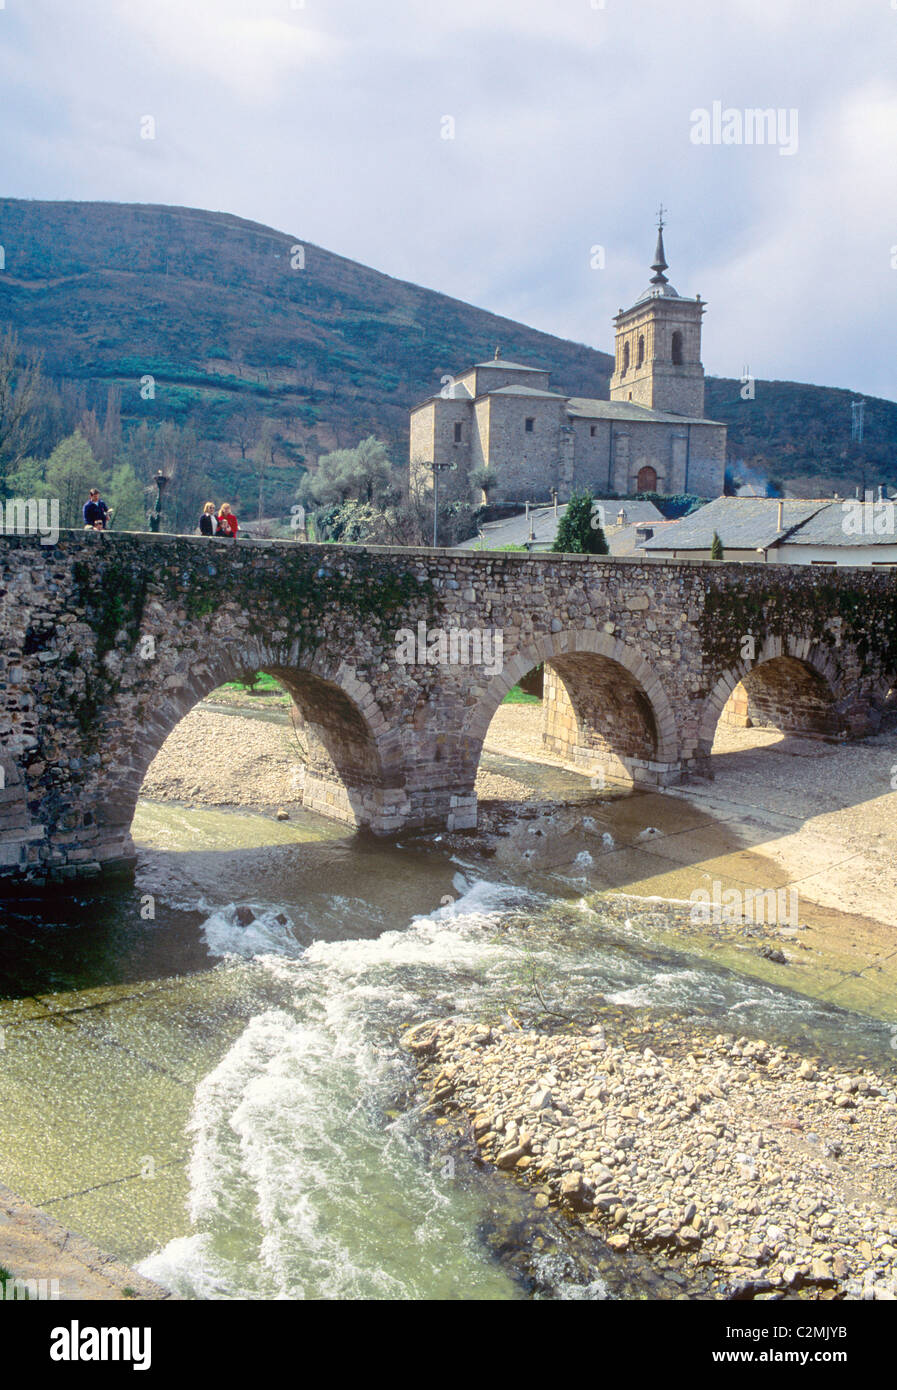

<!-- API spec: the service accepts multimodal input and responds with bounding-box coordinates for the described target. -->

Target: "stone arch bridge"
[0,532,895,886]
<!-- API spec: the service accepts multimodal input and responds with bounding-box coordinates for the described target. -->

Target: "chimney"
[776,499,784,531]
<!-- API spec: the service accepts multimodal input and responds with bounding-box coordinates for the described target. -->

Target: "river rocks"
[496,1145,528,1170]
[410,1015,897,1301]
[404,1021,440,1057]
[559,1171,592,1210]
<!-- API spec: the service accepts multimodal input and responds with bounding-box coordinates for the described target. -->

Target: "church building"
[409,217,727,504]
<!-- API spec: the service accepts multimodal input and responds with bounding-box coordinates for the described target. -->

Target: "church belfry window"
[671,331,683,365]
[622,342,630,376]
[454,421,463,443]
[637,335,645,367]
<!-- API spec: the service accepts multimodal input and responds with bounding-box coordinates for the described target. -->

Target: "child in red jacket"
[216,504,238,537]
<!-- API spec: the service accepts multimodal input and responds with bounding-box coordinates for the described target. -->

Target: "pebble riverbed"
[408,1015,897,1300]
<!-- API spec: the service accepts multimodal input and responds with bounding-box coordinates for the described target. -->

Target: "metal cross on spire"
[650,207,669,286]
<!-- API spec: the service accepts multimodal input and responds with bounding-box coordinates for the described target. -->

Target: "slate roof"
[639,496,828,552]
[592,500,665,526]
[473,359,548,372]
[455,500,665,553]
[782,500,897,546]
[566,397,723,426]
[413,382,724,424]
[486,385,568,400]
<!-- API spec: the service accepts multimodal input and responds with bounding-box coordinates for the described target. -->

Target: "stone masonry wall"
[610,299,706,417]
[480,394,567,504]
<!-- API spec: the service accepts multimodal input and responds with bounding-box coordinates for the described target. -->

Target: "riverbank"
[486,707,897,934]
[409,1015,897,1300]
[140,697,538,811]
[0,1183,172,1300]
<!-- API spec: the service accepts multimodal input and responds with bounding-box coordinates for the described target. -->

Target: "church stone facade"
[410,220,727,505]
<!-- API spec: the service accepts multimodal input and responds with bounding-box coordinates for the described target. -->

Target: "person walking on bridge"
[216,503,238,538]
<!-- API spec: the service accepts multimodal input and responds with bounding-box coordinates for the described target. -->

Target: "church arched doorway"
[637,465,658,492]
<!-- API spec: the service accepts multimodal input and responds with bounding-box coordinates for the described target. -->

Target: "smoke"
[726,461,784,498]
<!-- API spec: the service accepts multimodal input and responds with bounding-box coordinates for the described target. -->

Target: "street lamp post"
[148,471,169,533]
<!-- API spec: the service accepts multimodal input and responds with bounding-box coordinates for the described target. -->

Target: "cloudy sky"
[1,0,896,398]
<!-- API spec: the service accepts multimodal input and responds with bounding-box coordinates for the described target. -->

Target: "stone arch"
[697,636,843,755]
[637,465,658,493]
[465,630,679,790]
[98,640,400,859]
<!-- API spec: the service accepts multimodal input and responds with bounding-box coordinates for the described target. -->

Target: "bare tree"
[0,330,44,494]
[229,403,260,462]
[252,418,280,522]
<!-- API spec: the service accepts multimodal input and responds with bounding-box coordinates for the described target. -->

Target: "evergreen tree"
[552,493,609,554]
[710,530,724,559]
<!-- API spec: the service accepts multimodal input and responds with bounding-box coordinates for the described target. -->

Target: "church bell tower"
[609,210,707,418]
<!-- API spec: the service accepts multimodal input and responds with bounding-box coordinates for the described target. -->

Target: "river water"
[1,765,895,1301]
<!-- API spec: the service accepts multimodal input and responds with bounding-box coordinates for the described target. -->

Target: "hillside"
[0,198,894,517]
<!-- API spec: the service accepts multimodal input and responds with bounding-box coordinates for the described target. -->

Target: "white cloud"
[1,0,895,398]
